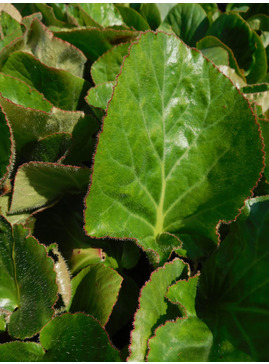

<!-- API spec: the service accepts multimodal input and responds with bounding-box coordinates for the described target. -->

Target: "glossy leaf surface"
[128,258,187,361]
[0,216,57,339]
[10,162,90,213]
[85,31,263,263]
[79,3,124,28]
[40,313,121,361]
[68,263,122,326]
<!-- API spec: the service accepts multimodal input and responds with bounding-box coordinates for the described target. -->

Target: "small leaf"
[139,4,161,30]
[69,247,105,274]
[0,342,44,361]
[86,82,115,111]
[40,313,121,361]
[1,51,87,111]
[0,216,58,339]
[85,31,263,263]
[160,3,209,46]
[10,162,90,213]
[68,264,123,326]
[128,258,187,361]
[91,42,130,85]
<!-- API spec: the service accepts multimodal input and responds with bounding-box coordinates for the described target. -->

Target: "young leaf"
[128,258,187,361]
[85,31,263,263]
[91,42,130,85]
[0,216,57,339]
[160,3,209,46]
[10,162,90,213]
[40,313,121,361]
[0,342,44,361]
[86,82,115,111]
[68,263,123,326]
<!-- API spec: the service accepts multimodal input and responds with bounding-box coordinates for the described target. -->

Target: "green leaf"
[68,264,123,326]
[0,193,34,226]
[0,342,44,361]
[196,36,244,78]
[128,258,187,361]
[139,4,161,30]
[259,118,269,181]
[0,216,57,339]
[0,97,89,153]
[40,313,121,361]
[0,106,13,186]
[207,13,267,84]
[242,83,269,118]
[20,132,72,163]
[115,5,150,31]
[199,45,229,66]
[1,51,87,111]
[91,42,130,85]
[79,3,124,28]
[160,3,209,46]
[0,72,52,111]
[218,65,247,88]
[25,19,87,77]
[0,10,21,37]
[34,3,69,28]
[86,82,115,110]
[147,316,213,361]
[156,4,176,22]
[85,31,263,263]
[196,196,269,361]
[53,27,138,62]
[69,247,105,274]
[10,162,90,213]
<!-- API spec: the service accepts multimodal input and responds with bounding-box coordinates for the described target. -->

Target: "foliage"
[0,3,269,362]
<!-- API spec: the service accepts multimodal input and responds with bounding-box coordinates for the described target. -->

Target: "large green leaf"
[24,18,87,77]
[207,13,267,84]
[160,3,209,46]
[85,31,263,263]
[128,258,187,361]
[0,342,44,361]
[53,27,138,62]
[68,263,123,326]
[0,216,57,339]
[40,313,121,361]
[1,51,87,111]
[196,196,269,361]
[91,42,130,85]
[0,106,13,186]
[10,162,90,213]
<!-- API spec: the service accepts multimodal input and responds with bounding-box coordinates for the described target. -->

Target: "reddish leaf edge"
[0,214,58,339]
[9,161,91,214]
[83,29,265,265]
[145,272,201,362]
[0,104,15,187]
[126,257,191,361]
